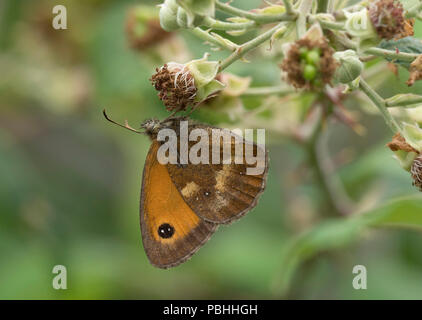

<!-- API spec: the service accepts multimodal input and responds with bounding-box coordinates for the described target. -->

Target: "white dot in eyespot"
[204,191,210,196]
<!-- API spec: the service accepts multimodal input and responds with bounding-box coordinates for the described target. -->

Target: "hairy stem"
[359,78,402,133]
[296,0,314,38]
[202,16,256,31]
[190,28,238,51]
[215,0,297,24]
[364,47,419,62]
[219,22,288,70]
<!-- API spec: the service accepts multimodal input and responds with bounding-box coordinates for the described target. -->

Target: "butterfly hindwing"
[166,122,268,224]
[140,140,217,269]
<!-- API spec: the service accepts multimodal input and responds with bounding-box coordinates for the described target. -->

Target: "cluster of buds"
[281,25,338,90]
[150,54,224,112]
[159,0,215,31]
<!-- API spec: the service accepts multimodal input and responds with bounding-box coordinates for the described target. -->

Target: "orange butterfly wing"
[140,140,217,268]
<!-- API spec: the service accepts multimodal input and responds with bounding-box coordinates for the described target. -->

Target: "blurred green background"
[1,0,422,299]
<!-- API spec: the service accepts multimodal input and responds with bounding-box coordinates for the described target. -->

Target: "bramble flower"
[126,6,172,50]
[150,54,224,112]
[281,25,338,90]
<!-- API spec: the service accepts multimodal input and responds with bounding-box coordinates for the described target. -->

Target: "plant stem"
[282,0,295,16]
[190,28,238,51]
[306,114,351,217]
[317,0,329,13]
[242,85,293,96]
[202,16,256,31]
[364,47,419,62]
[296,0,314,38]
[309,15,345,30]
[359,78,402,133]
[215,0,297,24]
[219,22,288,70]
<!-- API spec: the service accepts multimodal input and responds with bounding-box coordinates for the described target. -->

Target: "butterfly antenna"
[103,109,144,134]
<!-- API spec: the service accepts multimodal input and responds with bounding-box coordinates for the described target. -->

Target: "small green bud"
[299,47,308,59]
[305,50,320,66]
[333,50,364,83]
[303,64,317,81]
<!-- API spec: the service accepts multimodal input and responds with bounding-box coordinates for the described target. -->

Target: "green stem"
[359,78,402,133]
[317,0,329,13]
[309,15,345,30]
[202,16,256,31]
[296,0,314,38]
[364,47,419,62]
[219,22,288,70]
[242,85,293,96]
[190,28,238,51]
[282,0,295,16]
[215,0,297,24]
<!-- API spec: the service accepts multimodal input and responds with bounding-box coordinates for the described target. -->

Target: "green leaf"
[379,37,422,67]
[274,196,422,295]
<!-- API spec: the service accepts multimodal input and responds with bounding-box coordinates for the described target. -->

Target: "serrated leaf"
[379,37,422,67]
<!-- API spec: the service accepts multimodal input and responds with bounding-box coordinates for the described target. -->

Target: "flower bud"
[333,50,364,83]
[159,0,180,31]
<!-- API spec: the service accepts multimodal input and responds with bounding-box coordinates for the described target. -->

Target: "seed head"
[368,0,407,40]
[411,155,422,191]
[281,38,338,90]
[150,62,197,112]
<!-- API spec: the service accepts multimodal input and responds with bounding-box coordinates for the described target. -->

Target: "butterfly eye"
[158,223,175,239]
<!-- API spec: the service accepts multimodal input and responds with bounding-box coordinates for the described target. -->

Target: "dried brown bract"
[407,55,422,87]
[387,132,418,153]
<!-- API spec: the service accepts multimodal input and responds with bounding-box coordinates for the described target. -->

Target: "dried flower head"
[368,0,407,40]
[281,38,338,90]
[411,155,422,191]
[150,63,197,112]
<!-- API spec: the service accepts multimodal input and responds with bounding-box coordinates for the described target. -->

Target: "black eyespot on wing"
[158,223,175,239]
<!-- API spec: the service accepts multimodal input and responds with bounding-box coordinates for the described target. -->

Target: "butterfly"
[104,110,268,268]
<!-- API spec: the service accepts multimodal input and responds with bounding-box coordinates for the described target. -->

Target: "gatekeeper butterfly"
[104,111,268,268]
